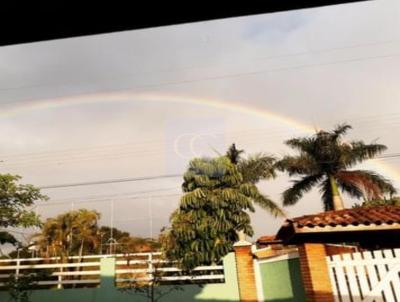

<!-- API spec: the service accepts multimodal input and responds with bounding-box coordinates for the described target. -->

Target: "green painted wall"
[0,253,240,302]
[259,257,306,302]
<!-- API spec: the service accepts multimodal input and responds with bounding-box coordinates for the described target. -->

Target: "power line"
[2,121,400,168]
[0,125,307,160]
[36,187,179,203]
[34,152,400,190]
[1,38,399,93]
[34,193,181,208]
[39,174,182,189]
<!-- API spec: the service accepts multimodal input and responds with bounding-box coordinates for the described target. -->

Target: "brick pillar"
[298,243,334,302]
[233,241,258,302]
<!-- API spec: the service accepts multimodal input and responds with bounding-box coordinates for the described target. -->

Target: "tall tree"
[72,209,100,259]
[0,174,48,249]
[32,209,100,259]
[277,124,396,211]
[163,155,279,270]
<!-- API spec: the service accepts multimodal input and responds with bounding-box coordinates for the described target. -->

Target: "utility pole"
[148,195,153,239]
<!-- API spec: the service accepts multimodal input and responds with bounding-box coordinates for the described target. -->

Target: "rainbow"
[1,90,399,183]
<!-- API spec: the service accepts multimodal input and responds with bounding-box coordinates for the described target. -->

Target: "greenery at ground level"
[6,209,160,259]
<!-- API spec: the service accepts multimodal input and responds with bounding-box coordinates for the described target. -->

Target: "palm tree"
[277,124,396,211]
[33,209,100,259]
[225,143,284,217]
[72,209,100,258]
[33,213,74,260]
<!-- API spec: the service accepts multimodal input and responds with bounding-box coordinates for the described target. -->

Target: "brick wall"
[298,243,334,302]
[233,243,258,302]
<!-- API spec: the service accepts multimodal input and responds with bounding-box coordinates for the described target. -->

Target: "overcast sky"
[1,0,400,244]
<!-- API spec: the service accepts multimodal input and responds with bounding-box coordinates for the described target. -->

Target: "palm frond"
[252,192,285,217]
[238,153,276,183]
[343,142,387,166]
[319,178,333,211]
[225,143,244,164]
[282,174,323,206]
[337,170,396,200]
[285,137,316,154]
[276,155,319,176]
[332,123,352,138]
[335,173,364,199]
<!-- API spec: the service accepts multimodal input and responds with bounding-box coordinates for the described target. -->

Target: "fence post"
[148,253,153,281]
[298,243,334,302]
[233,240,258,302]
[15,259,20,281]
[57,266,63,289]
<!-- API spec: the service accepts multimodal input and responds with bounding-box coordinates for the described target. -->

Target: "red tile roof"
[274,205,400,244]
[288,205,400,229]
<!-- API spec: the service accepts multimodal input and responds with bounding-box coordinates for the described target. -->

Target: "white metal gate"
[327,248,400,302]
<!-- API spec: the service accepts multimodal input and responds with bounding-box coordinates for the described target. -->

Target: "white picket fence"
[114,252,224,284]
[327,248,400,302]
[0,252,224,289]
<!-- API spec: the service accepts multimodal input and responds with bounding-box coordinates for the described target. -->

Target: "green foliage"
[31,210,160,258]
[276,123,397,211]
[164,156,267,270]
[225,143,244,165]
[0,174,48,229]
[353,196,400,208]
[32,209,100,259]
[0,231,18,245]
[0,174,47,248]
[226,143,283,216]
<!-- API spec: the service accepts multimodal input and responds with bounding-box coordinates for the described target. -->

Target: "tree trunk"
[236,229,246,242]
[73,239,85,288]
[78,239,84,259]
[329,175,344,210]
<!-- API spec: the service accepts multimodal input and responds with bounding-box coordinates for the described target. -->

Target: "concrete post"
[100,257,116,289]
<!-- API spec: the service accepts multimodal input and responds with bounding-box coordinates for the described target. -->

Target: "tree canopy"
[163,153,280,270]
[277,124,396,211]
[33,209,100,259]
[0,174,48,248]
[31,209,160,259]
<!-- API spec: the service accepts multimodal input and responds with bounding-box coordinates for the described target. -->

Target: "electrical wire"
[1,38,400,93]
[38,174,182,189]
[2,121,400,168]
